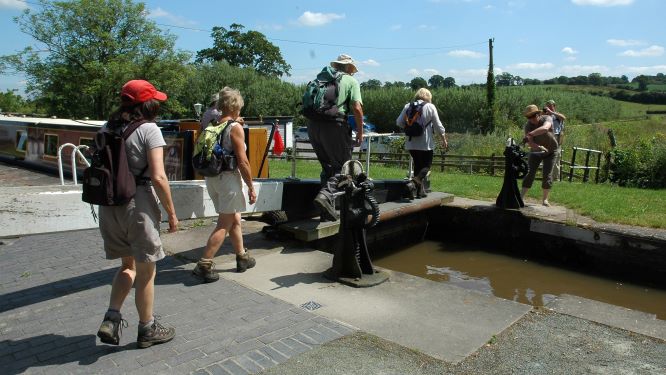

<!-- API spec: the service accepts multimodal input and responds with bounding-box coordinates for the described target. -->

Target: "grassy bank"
[267,159,665,229]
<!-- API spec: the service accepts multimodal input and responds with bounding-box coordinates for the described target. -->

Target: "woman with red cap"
[96,79,179,348]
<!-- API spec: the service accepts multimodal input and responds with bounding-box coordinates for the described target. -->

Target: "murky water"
[374,240,666,320]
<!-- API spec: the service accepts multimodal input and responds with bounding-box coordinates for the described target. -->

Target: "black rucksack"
[192,120,237,177]
[301,66,345,122]
[82,120,148,206]
[403,101,432,140]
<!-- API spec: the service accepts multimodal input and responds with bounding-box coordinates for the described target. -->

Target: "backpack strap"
[121,119,150,179]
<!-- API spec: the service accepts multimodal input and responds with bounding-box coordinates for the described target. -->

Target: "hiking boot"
[137,319,175,349]
[237,251,256,273]
[97,311,127,345]
[193,259,220,283]
[405,180,417,200]
[314,193,338,222]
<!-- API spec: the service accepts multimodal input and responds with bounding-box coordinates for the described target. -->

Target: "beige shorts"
[205,170,247,214]
[98,185,165,263]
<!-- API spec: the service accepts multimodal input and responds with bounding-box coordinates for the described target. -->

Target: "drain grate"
[300,300,322,311]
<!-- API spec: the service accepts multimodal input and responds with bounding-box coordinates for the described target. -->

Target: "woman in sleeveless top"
[193,87,257,283]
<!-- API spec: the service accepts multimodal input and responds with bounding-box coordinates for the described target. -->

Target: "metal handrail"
[57,143,91,185]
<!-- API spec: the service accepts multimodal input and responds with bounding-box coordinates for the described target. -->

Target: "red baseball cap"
[121,80,167,103]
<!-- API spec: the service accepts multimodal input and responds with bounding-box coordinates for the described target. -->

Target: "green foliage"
[195,23,291,78]
[409,77,428,90]
[0,90,33,113]
[428,75,446,89]
[173,61,302,119]
[610,135,666,188]
[3,0,190,119]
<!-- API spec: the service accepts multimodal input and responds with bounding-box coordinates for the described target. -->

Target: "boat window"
[44,134,59,157]
[79,137,94,164]
[16,130,27,152]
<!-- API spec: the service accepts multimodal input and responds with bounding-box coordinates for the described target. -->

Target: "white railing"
[57,143,91,185]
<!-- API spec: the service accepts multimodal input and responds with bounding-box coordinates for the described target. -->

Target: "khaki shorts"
[98,185,165,263]
[205,170,247,214]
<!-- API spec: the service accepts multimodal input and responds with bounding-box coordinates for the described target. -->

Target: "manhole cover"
[300,301,322,311]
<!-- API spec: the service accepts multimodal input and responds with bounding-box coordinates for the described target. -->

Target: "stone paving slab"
[0,228,355,374]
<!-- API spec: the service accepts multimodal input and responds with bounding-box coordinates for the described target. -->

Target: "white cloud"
[407,69,421,76]
[484,5,495,10]
[559,65,610,75]
[619,45,664,57]
[424,68,440,75]
[561,47,578,55]
[390,24,402,31]
[147,7,197,27]
[297,11,345,27]
[506,63,555,70]
[417,24,436,30]
[0,0,27,9]
[360,59,380,67]
[623,65,666,74]
[571,0,633,6]
[448,50,483,58]
[607,39,645,47]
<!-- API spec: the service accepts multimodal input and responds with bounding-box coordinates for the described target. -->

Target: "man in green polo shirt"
[306,54,364,221]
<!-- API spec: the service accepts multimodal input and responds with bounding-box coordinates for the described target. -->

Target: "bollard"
[324,172,388,287]
[496,138,528,209]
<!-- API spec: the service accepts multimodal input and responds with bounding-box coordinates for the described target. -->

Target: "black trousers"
[409,149,434,176]
[308,120,353,207]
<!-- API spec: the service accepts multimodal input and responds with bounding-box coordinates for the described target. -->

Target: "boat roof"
[0,114,106,127]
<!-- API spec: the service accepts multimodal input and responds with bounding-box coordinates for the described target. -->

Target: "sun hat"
[546,99,556,106]
[524,104,540,118]
[121,80,167,103]
[330,54,358,74]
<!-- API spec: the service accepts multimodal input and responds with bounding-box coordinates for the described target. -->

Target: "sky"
[1,0,665,94]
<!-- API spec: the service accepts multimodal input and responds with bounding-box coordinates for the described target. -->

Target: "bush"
[610,135,666,188]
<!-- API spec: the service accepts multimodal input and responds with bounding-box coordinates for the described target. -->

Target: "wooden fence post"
[568,147,577,182]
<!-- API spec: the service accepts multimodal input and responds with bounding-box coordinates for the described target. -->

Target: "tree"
[443,77,457,88]
[1,0,190,119]
[0,90,27,113]
[196,24,291,78]
[409,77,428,90]
[635,75,649,91]
[428,75,446,89]
[588,73,604,86]
[384,81,407,89]
[495,72,514,86]
[360,79,382,90]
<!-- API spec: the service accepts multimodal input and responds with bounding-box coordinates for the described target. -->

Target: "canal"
[374,239,666,320]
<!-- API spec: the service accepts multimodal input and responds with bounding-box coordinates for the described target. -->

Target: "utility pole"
[485,37,496,134]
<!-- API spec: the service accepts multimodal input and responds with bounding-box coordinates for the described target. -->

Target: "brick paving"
[0,229,355,374]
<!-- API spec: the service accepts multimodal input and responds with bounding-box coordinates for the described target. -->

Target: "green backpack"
[192,120,237,176]
[301,66,345,122]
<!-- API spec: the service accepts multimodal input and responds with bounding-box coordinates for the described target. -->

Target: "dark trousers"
[409,149,434,176]
[522,151,555,189]
[308,120,353,207]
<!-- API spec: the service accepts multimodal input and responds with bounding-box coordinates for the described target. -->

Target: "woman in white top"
[396,88,448,197]
[193,87,257,283]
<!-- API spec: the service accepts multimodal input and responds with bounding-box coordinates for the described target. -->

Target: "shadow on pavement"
[1,334,134,374]
[0,257,195,313]
[270,272,335,290]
